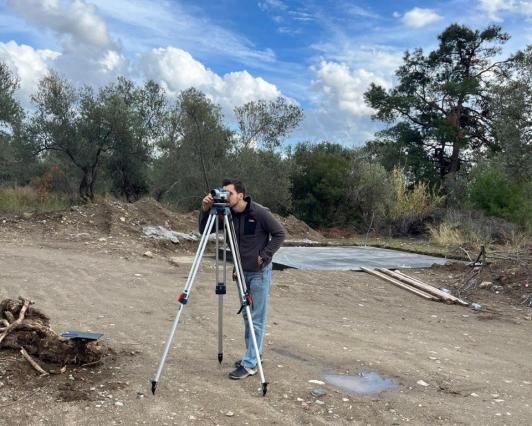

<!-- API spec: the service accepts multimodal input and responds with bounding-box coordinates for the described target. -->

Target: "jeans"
[240,262,272,369]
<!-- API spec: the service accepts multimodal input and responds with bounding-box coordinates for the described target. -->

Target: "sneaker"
[234,356,263,368]
[228,365,257,380]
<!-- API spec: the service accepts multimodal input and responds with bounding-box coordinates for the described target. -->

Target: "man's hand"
[202,193,214,211]
[257,256,264,267]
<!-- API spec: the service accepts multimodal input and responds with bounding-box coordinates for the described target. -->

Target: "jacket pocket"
[244,217,257,235]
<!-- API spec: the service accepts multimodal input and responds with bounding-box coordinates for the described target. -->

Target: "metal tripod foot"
[262,382,268,396]
[151,380,158,395]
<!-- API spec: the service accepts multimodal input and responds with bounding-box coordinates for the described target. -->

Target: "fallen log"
[360,267,439,301]
[389,269,468,306]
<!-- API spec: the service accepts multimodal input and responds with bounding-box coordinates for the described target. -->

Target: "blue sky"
[1,0,531,146]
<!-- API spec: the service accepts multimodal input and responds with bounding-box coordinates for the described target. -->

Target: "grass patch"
[0,186,71,214]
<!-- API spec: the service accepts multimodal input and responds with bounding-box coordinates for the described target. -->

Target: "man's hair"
[222,178,246,195]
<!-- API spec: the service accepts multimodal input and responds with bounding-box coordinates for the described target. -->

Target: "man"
[199,178,286,379]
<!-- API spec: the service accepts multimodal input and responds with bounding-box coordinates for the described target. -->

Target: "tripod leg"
[151,212,217,395]
[224,215,269,396]
[215,215,225,364]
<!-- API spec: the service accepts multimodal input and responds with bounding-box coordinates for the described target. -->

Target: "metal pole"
[216,214,224,363]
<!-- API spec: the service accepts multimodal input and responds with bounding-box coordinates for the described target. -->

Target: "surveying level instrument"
[151,200,268,396]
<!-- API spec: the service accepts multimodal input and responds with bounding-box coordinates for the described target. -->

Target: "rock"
[315,400,325,405]
[417,380,429,387]
[470,303,483,311]
[308,379,325,385]
[98,237,107,242]
[225,411,234,417]
[479,281,492,289]
[470,393,479,397]
[143,251,154,258]
[311,388,327,397]
[120,217,126,222]
[114,401,123,406]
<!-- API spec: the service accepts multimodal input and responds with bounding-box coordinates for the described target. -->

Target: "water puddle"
[323,371,398,395]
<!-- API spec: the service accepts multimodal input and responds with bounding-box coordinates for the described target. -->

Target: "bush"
[0,186,70,214]
[428,209,522,248]
[383,168,445,236]
[469,167,532,227]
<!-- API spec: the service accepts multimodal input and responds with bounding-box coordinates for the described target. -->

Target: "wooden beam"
[390,269,468,306]
[360,267,439,301]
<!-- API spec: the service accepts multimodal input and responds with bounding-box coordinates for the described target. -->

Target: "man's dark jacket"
[199,197,286,272]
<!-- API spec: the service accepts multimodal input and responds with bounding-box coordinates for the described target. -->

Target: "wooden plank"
[360,267,439,301]
[377,268,457,303]
[391,269,468,306]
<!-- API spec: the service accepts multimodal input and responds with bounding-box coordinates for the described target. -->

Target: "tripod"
[151,203,268,396]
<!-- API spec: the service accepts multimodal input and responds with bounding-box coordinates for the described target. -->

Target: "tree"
[365,24,514,184]
[0,62,22,127]
[489,45,532,183]
[31,72,112,201]
[362,123,439,185]
[226,147,292,215]
[152,88,232,209]
[103,78,167,202]
[0,62,23,185]
[290,142,353,227]
[234,97,303,150]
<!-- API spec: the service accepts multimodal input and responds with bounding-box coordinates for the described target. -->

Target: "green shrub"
[469,168,532,227]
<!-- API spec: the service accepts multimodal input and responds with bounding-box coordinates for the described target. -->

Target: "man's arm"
[198,193,215,233]
[258,210,286,264]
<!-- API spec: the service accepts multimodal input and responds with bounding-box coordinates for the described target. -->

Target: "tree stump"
[0,297,105,365]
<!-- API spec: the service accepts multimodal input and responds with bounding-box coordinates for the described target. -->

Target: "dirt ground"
[1,202,531,425]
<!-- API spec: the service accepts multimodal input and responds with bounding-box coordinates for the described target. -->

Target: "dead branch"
[0,298,31,345]
[20,347,49,376]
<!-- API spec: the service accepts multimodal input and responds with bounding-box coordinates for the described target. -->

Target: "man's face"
[223,184,243,208]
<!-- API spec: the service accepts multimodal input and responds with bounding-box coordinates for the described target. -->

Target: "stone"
[143,251,154,258]
[417,380,429,387]
[311,388,327,397]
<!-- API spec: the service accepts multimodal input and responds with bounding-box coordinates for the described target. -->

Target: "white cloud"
[478,0,532,21]
[310,60,390,117]
[6,0,112,48]
[99,50,125,73]
[258,0,288,11]
[0,41,60,103]
[401,7,443,28]
[87,0,276,68]
[346,5,380,19]
[140,47,281,116]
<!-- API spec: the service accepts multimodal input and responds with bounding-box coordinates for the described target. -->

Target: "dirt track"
[1,237,531,426]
